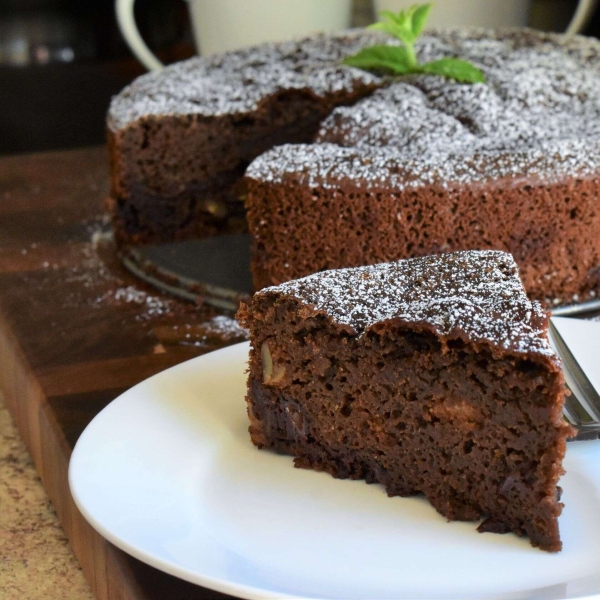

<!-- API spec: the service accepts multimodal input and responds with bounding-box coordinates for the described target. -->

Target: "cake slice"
[237,250,573,551]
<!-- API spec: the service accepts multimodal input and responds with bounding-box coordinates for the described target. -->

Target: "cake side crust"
[245,145,600,302]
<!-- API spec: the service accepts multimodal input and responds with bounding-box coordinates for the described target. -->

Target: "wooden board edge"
[0,307,147,600]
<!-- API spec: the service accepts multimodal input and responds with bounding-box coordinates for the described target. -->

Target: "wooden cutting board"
[4,147,599,600]
[0,147,244,600]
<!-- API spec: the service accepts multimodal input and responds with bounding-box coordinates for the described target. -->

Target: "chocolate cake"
[237,250,573,552]
[245,29,600,304]
[108,27,600,304]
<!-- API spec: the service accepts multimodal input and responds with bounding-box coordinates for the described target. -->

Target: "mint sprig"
[420,57,486,83]
[343,3,486,84]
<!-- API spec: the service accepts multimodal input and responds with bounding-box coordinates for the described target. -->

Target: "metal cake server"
[549,320,600,440]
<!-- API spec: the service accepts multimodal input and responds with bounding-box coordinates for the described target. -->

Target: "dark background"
[1,0,599,156]
[0,0,195,155]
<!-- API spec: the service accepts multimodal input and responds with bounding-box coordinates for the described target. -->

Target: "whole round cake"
[107,27,600,304]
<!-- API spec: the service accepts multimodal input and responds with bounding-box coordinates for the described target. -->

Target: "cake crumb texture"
[238,251,572,552]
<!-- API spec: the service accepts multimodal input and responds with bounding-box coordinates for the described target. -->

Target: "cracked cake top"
[316,29,600,154]
[244,27,600,187]
[259,250,556,359]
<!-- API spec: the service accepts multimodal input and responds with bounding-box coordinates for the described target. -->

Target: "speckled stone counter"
[0,393,93,600]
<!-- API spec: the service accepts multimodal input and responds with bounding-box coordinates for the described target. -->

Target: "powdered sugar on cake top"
[245,28,600,187]
[261,250,556,358]
[317,29,600,154]
[107,31,384,131]
[245,138,600,190]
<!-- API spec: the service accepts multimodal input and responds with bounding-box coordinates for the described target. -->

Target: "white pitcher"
[116,0,352,71]
[116,0,598,72]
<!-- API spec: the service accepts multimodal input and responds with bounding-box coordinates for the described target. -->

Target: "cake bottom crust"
[256,418,560,551]
[247,375,566,553]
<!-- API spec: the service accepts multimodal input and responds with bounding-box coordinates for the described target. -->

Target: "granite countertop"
[0,393,93,600]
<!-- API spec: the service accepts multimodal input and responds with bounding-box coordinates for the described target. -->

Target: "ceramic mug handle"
[115,0,163,71]
[567,0,598,34]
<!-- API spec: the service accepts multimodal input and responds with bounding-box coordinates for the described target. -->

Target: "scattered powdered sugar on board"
[47,218,173,321]
[207,315,248,337]
[260,250,556,359]
[175,316,248,347]
[107,285,175,321]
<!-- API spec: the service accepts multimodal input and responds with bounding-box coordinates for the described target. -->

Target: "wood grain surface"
[3,146,597,600]
[0,147,244,599]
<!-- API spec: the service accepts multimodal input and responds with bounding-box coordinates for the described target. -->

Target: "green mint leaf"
[343,45,413,75]
[411,3,432,37]
[421,58,486,83]
[379,10,404,26]
[345,4,485,86]
[369,20,405,40]
[370,9,416,44]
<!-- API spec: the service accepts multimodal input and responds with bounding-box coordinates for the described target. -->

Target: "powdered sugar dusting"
[206,315,248,338]
[261,250,555,358]
[246,139,600,190]
[96,285,175,321]
[317,30,600,155]
[108,30,384,131]
[246,28,600,188]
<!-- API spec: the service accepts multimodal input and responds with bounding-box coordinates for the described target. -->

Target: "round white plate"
[70,342,600,600]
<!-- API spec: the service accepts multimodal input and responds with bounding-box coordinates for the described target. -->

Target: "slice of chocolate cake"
[237,250,573,552]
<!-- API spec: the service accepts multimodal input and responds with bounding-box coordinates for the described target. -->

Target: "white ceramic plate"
[70,342,600,600]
